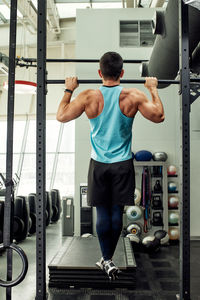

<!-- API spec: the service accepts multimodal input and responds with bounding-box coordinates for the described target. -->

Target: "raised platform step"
[48,236,137,289]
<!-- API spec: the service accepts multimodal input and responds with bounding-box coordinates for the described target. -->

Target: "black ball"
[154,230,169,245]
[142,236,160,253]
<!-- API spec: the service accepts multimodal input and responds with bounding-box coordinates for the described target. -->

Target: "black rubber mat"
[49,241,200,299]
[49,237,136,289]
[50,242,200,300]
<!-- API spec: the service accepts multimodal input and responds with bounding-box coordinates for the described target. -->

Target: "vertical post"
[3,0,17,299]
[179,1,190,299]
[36,0,47,299]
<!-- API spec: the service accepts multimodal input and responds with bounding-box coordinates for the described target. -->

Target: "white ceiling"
[0,0,168,22]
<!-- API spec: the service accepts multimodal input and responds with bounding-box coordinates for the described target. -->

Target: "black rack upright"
[36,1,47,299]
[179,1,190,299]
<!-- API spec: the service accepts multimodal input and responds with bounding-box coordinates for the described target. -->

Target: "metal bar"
[179,1,190,299]
[35,0,47,299]
[47,79,181,85]
[3,0,17,299]
[46,59,148,63]
[19,57,148,63]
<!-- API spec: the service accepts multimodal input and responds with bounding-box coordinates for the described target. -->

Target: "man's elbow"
[158,114,165,123]
[155,113,165,123]
[56,113,67,123]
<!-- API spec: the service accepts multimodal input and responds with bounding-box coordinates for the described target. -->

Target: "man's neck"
[102,78,120,86]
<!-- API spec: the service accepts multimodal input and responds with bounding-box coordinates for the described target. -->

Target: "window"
[120,20,155,47]
[0,120,75,198]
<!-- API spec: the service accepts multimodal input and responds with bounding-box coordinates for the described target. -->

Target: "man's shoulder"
[120,87,142,101]
[80,88,99,97]
[79,88,101,107]
[121,87,141,95]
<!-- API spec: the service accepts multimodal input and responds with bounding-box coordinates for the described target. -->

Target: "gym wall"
[75,8,199,237]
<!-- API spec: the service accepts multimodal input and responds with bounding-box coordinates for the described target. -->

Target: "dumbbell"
[28,192,50,229]
[13,196,29,242]
[50,189,61,223]
[28,193,37,234]
[46,191,52,227]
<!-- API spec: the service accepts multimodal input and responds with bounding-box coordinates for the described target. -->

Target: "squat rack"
[0,0,198,300]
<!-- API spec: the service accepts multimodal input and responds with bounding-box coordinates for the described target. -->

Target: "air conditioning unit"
[0,62,8,76]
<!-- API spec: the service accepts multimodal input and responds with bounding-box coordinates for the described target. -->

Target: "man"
[56,51,164,280]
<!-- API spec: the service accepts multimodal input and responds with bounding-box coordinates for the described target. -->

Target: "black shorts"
[87,158,135,207]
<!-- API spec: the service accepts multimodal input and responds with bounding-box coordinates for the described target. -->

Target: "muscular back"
[56,78,164,124]
[84,87,139,120]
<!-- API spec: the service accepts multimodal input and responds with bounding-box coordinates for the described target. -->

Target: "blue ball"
[135,150,152,161]
[168,182,177,192]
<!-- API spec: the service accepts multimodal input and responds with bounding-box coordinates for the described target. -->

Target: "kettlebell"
[152,195,162,209]
[153,180,162,193]
[152,212,163,226]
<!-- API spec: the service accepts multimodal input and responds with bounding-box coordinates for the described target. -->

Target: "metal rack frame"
[1,0,197,299]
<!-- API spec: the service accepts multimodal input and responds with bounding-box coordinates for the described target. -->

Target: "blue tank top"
[89,85,134,163]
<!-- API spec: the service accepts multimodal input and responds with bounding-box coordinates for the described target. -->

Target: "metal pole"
[46,79,181,85]
[4,0,17,299]
[179,1,190,299]
[19,58,148,63]
[36,0,47,299]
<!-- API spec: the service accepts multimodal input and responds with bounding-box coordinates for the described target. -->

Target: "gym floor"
[0,221,199,300]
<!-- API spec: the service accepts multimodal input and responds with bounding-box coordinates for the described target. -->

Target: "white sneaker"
[96,257,121,280]
[103,259,119,280]
[96,257,105,270]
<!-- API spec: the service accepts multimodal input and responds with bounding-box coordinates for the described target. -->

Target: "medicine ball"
[142,236,160,253]
[154,230,169,245]
[167,165,177,175]
[168,212,179,225]
[126,206,143,221]
[168,227,179,240]
[127,223,142,236]
[152,152,168,161]
[168,182,177,193]
[135,150,152,161]
[168,196,179,209]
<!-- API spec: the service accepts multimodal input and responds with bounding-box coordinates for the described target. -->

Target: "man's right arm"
[136,77,165,123]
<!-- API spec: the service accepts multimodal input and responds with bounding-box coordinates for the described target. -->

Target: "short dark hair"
[99,52,123,80]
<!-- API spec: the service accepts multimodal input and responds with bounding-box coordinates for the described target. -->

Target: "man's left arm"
[56,77,85,123]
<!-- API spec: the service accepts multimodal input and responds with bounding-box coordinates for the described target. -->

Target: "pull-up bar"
[17,57,148,64]
[46,78,200,85]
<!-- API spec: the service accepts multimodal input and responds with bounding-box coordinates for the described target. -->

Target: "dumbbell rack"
[129,161,168,236]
